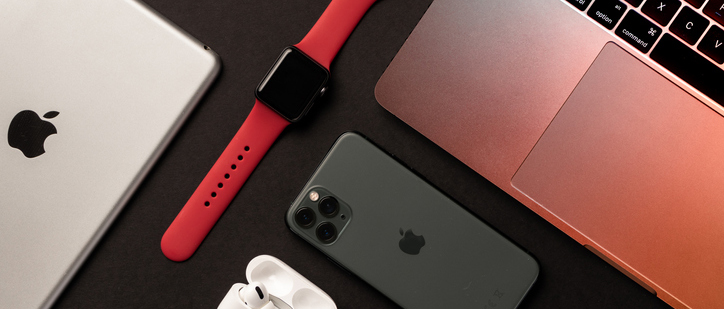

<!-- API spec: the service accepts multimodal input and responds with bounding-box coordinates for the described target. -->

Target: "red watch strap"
[162,0,375,262]
[295,0,376,69]
[161,100,289,261]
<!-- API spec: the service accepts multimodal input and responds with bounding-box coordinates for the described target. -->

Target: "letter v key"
[698,27,724,64]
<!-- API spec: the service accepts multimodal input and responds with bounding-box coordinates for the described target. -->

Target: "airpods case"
[218,255,336,309]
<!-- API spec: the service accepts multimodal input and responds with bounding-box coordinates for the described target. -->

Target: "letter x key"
[642,0,682,26]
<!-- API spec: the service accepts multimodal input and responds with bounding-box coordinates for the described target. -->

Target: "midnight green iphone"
[286,132,538,308]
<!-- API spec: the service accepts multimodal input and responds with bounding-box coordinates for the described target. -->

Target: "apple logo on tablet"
[399,228,425,255]
[8,110,59,158]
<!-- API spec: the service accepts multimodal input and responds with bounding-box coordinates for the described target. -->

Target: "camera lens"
[316,222,337,243]
[294,207,316,228]
[318,196,339,217]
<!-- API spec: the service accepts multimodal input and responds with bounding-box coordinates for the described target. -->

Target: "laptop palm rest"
[512,42,723,307]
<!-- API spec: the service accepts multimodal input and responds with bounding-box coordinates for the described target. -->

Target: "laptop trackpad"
[511,42,724,306]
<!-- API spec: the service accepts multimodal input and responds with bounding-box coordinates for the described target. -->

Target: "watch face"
[256,47,329,122]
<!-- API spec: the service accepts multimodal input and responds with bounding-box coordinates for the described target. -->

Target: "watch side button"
[320,87,328,97]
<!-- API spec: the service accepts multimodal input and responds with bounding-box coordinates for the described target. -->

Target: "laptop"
[375,0,723,308]
[0,1,219,308]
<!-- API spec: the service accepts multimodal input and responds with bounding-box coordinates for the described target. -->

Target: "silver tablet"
[0,1,219,307]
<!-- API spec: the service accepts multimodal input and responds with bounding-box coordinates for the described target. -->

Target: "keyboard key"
[684,0,706,9]
[624,0,644,7]
[698,25,724,63]
[566,0,593,10]
[588,0,627,30]
[704,0,724,26]
[615,10,662,52]
[670,6,710,44]
[651,34,724,105]
[642,0,682,26]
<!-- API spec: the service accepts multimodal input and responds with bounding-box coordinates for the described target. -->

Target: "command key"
[615,10,662,53]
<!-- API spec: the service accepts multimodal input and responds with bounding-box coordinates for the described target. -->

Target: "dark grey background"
[53,0,670,308]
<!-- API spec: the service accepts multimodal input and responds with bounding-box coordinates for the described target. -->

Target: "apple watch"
[161,0,377,262]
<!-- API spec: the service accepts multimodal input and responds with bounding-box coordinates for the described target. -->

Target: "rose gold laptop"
[375,0,724,308]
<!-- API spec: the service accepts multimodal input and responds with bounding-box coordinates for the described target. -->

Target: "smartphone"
[286,132,538,308]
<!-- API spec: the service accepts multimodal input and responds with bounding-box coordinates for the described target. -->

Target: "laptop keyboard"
[565,0,724,105]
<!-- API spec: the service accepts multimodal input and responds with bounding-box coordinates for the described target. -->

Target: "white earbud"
[238,282,275,309]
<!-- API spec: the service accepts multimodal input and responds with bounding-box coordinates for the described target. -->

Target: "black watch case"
[255,46,330,122]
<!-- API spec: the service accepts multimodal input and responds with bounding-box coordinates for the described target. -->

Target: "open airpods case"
[219,255,336,309]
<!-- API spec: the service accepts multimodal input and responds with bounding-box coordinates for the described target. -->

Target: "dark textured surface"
[53,0,670,308]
